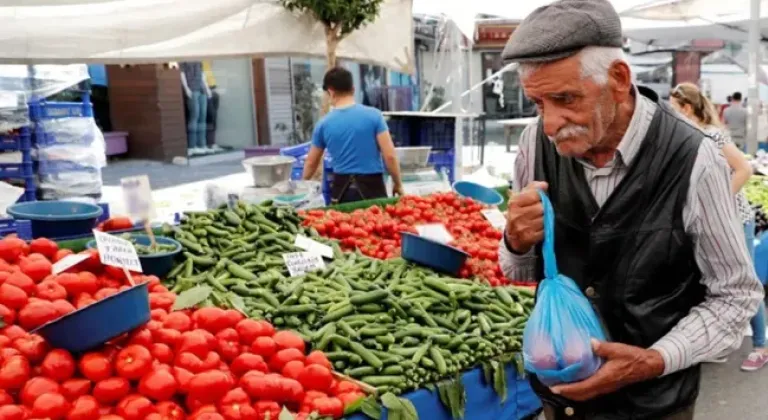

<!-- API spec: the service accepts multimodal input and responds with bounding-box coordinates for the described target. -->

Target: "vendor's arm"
[498,123,539,282]
[718,131,753,194]
[650,139,764,375]
[303,123,325,181]
[375,116,403,195]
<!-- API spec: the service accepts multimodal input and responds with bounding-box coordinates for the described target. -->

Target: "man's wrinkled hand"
[504,181,547,254]
[550,340,665,401]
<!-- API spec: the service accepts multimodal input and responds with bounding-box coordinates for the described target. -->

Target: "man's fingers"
[550,365,613,401]
[592,340,629,359]
[510,189,543,207]
[524,181,549,192]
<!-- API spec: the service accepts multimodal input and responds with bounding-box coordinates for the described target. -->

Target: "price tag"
[121,175,156,222]
[92,230,143,273]
[51,254,90,275]
[415,224,454,244]
[283,252,325,277]
[294,234,334,259]
[481,208,507,231]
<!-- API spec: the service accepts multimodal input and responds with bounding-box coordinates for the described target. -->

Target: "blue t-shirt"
[311,104,388,175]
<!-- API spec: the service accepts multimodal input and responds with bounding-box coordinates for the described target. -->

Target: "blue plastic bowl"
[401,232,469,275]
[33,282,150,353]
[87,234,182,277]
[452,181,504,206]
[7,201,103,239]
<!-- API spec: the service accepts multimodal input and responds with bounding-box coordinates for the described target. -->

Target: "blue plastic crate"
[29,100,93,120]
[387,118,414,147]
[419,119,455,150]
[291,167,303,181]
[428,150,454,166]
[0,218,32,239]
[0,128,32,152]
[0,162,34,178]
[280,142,311,158]
[37,160,100,176]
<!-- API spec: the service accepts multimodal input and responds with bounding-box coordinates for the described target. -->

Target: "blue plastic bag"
[522,190,607,387]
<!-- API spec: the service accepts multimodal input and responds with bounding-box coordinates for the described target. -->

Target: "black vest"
[529,87,706,419]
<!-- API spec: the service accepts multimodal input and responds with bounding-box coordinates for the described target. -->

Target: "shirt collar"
[612,85,650,167]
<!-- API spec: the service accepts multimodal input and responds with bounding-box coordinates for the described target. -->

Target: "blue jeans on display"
[745,220,766,348]
[186,90,208,149]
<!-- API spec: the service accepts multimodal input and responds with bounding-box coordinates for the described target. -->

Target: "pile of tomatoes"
[300,193,526,287]
[0,235,363,419]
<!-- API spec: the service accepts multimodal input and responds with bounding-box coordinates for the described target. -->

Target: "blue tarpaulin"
[347,364,541,420]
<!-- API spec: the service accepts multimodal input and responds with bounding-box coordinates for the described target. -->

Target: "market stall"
[0,188,541,420]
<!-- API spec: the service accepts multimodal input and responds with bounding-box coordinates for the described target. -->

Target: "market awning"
[0,0,415,74]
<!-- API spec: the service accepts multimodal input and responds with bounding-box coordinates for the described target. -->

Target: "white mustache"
[547,124,589,142]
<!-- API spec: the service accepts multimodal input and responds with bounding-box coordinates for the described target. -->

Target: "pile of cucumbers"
[164,202,535,396]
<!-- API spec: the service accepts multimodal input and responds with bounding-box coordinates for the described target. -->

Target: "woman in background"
[670,83,765,371]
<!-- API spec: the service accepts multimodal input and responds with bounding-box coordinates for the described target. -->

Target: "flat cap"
[502,0,623,64]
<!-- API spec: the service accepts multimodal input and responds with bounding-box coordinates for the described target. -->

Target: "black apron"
[330,173,388,204]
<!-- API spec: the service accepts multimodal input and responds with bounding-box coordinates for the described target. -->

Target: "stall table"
[347,365,541,420]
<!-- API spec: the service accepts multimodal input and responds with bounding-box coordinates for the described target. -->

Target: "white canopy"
[0,0,415,73]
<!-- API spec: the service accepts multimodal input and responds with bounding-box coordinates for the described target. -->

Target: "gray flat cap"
[502,0,623,63]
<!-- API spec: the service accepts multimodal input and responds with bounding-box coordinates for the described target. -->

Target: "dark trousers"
[330,173,388,204]
[540,404,695,420]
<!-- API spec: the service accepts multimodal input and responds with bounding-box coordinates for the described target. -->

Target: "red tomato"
[40,349,76,382]
[115,345,153,380]
[93,377,131,404]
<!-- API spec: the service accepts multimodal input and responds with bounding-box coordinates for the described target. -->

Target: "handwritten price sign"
[92,230,143,273]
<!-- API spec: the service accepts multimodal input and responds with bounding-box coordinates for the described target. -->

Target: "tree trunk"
[321,26,340,116]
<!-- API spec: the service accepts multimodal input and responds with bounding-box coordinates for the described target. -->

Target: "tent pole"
[747,0,761,154]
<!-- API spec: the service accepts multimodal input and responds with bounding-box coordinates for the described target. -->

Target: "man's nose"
[541,108,567,138]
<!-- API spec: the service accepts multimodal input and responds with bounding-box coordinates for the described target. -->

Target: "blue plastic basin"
[452,181,504,206]
[87,234,182,277]
[7,201,103,239]
[401,232,469,275]
[33,282,150,353]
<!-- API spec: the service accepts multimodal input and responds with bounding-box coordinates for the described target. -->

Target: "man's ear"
[607,61,632,101]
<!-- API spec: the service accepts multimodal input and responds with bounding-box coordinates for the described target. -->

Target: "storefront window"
[181,58,257,155]
[480,52,535,120]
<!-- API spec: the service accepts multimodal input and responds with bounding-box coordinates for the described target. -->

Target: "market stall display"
[159,200,536,416]
[0,193,541,420]
[300,192,530,287]
[0,234,365,419]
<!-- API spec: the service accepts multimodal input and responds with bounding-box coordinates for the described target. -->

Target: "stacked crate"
[0,127,35,202]
[30,94,104,201]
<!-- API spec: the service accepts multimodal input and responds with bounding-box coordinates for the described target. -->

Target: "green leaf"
[425,383,436,393]
[0,319,5,329]
[227,292,248,315]
[514,354,527,378]
[381,393,418,420]
[360,396,382,420]
[437,378,465,419]
[171,285,212,311]
[278,407,295,420]
[343,394,367,415]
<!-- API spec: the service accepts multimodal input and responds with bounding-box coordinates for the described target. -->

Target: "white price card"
[294,234,334,259]
[481,208,507,231]
[283,252,325,277]
[92,230,143,273]
[415,224,454,244]
[121,175,156,222]
[51,254,90,275]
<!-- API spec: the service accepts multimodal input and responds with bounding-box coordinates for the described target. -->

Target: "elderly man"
[499,1,763,419]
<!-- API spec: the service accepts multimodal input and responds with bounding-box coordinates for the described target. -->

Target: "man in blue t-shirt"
[303,67,403,203]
